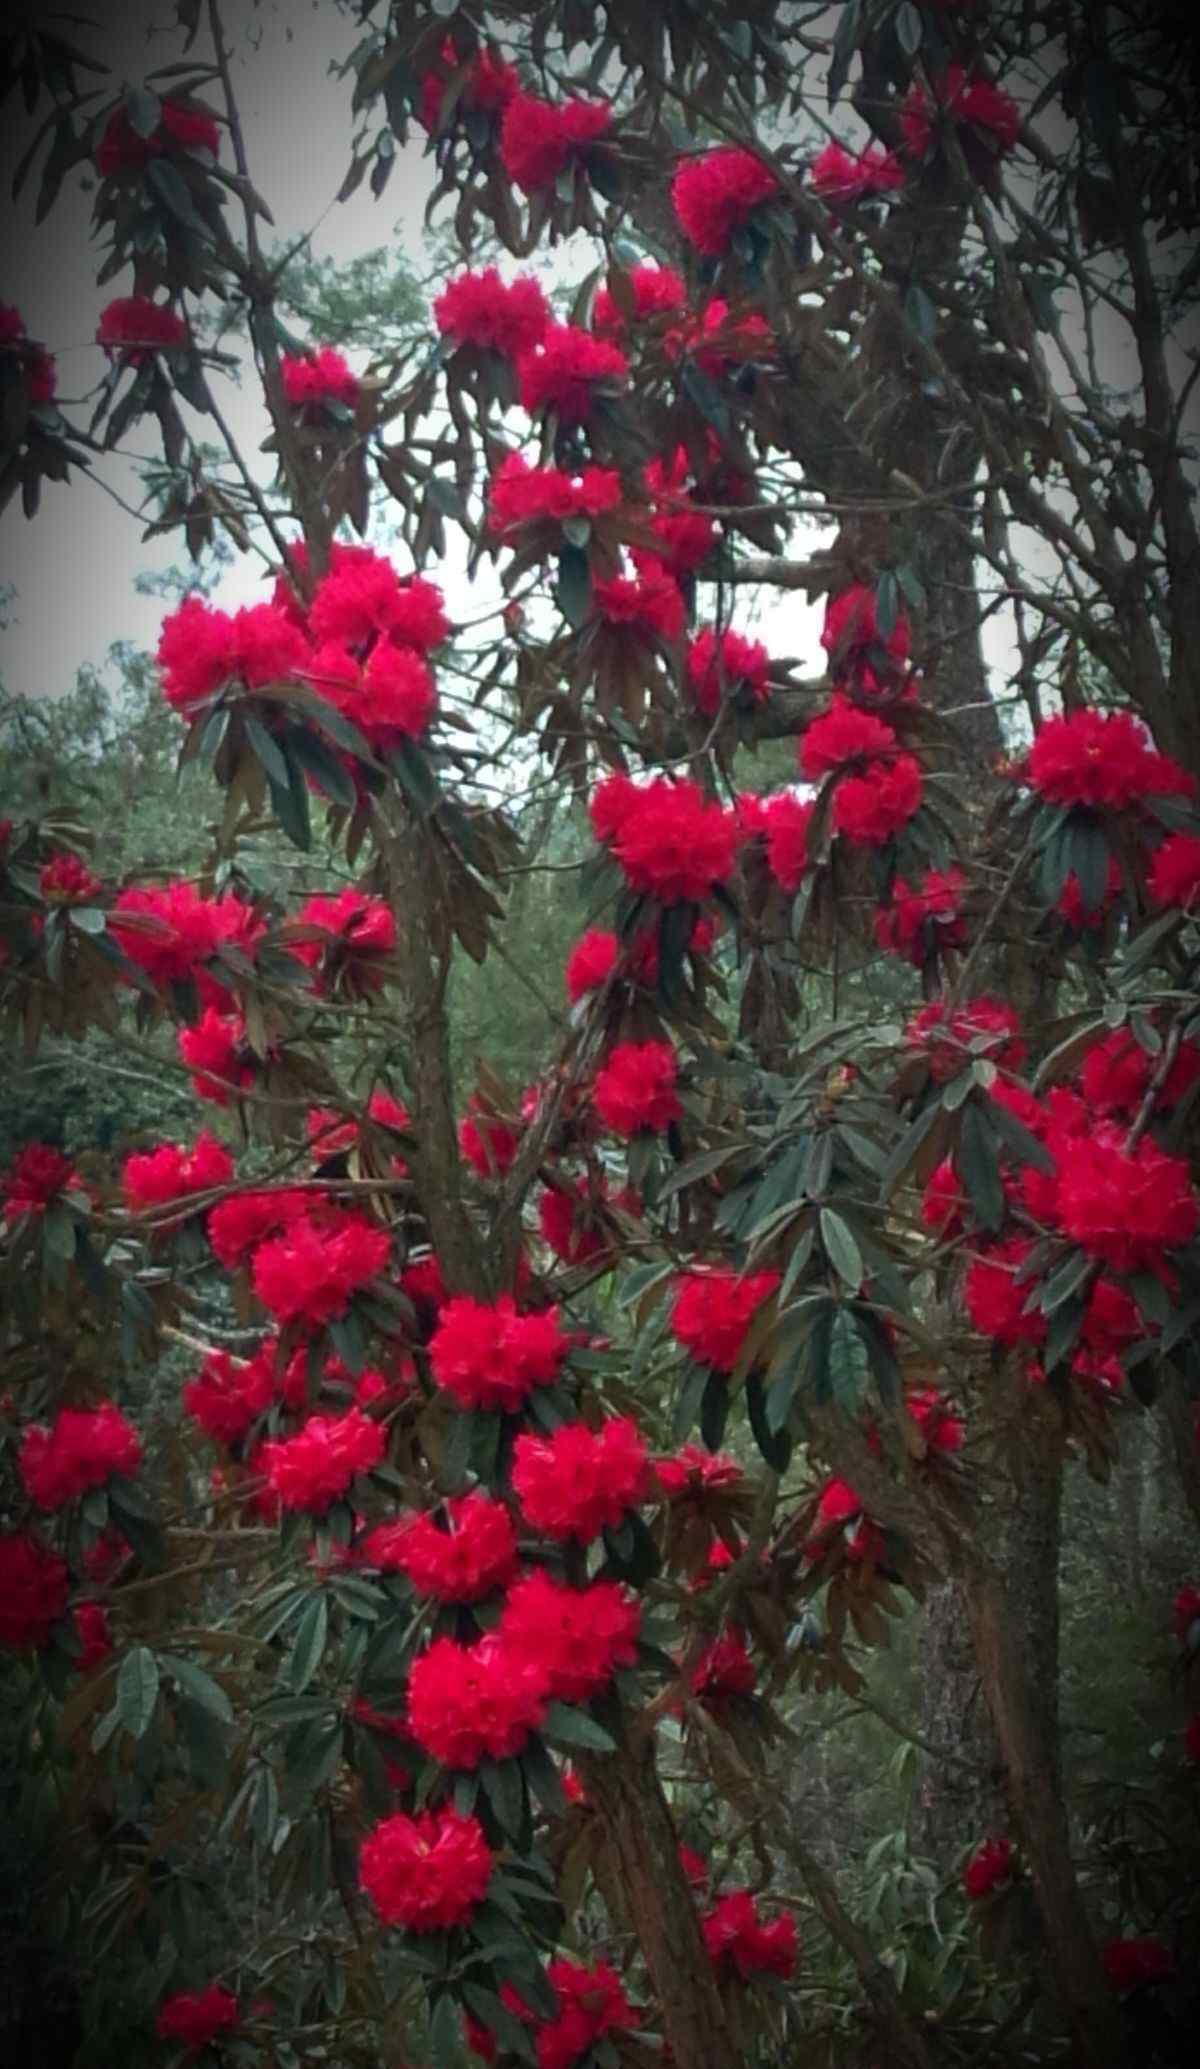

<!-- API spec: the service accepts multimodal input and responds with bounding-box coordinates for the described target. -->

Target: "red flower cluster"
[40,851,102,905]
[96,99,220,176]
[499,91,612,193]
[0,1531,69,1649]
[19,1399,142,1510]
[907,1386,966,1454]
[407,1632,549,1766]
[965,1235,1045,1346]
[257,1407,384,1512]
[155,1984,240,2050]
[592,262,687,336]
[96,296,187,361]
[805,1478,886,1565]
[419,35,517,131]
[666,297,774,379]
[690,1627,757,1702]
[822,583,911,693]
[251,1213,391,1327]
[592,1040,681,1137]
[73,1601,113,1673]
[489,452,620,536]
[906,996,1026,1081]
[513,1416,648,1542]
[207,1188,309,1270]
[500,1570,641,1705]
[518,323,628,422]
[110,880,262,995]
[876,867,968,962]
[592,561,685,644]
[702,1890,797,1980]
[280,346,359,409]
[564,928,619,1003]
[0,302,57,402]
[1055,1131,1198,1275]
[901,66,1021,160]
[308,1089,411,1167]
[833,755,923,843]
[748,791,813,893]
[1080,1025,1200,1116]
[307,547,449,652]
[459,1098,522,1179]
[538,1177,605,1265]
[671,147,781,256]
[535,1958,638,2069]
[429,1294,566,1412]
[963,1836,1014,1899]
[360,1806,493,1931]
[156,595,310,714]
[183,1343,294,1445]
[123,1130,233,1211]
[800,697,897,779]
[810,139,904,202]
[656,1443,743,1500]
[290,888,397,992]
[178,1008,255,1105]
[589,773,741,904]
[309,637,438,748]
[2,1142,78,1221]
[1025,709,1194,810]
[687,627,770,716]
[434,268,549,357]
[361,1493,517,1601]
[1101,1938,1174,1994]
[1058,855,1123,931]
[671,1268,781,1374]
[1149,832,1200,909]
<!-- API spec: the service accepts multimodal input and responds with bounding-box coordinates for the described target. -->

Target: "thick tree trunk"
[909,1580,1007,1865]
[580,1732,740,2069]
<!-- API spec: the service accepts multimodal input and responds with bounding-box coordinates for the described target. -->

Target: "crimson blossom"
[670,1267,781,1374]
[206,1187,309,1270]
[155,595,311,715]
[534,1958,639,2069]
[512,1416,649,1542]
[1148,831,1200,909]
[428,1294,567,1413]
[2,1142,79,1221]
[95,97,219,174]
[499,1570,642,1705]
[183,1344,289,1446]
[701,1890,797,1980]
[1025,708,1195,811]
[20,1401,142,1510]
[592,262,687,335]
[256,1407,384,1513]
[96,296,187,361]
[122,1130,234,1211]
[434,267,549,357]
[0,1531,70,1649]
[488,452,621,535]
[307,550,450,652]
[592,562,686,644]
[592,1040,681,1137]
[809,139,904,202]
[178,1008,255,1105]
[832,754,924,844]
[1101,1938,1174,1994]
[360,1493,517,1602]
[821,582,911,690]
[686,627,770,716]
[671,146,781,256]
[588,772,741,904]
[109,880,263,996]
[905,996,1027,1081]
[964,1836,1015,1899]
[359,1807,493,1932]
[876,868,968,962]
[964,1236,1047,1347]
[250,1213,391,1327]
[39,852,103,904]
[289,887,397,994]
[417,35,517,134]
[900,65,1022,161]
[499,91,611,193]
[690,1627,757,1703]
[517,323,628,423]
[280,346,360,409]
[655,1443,744,1501]
[73,1601,113,1673]
[155,1984,240,2051]
[406,1632,548,1767]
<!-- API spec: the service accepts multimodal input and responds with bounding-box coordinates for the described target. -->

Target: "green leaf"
[827,0,861,106]
[389,735,441,816]
[672,1357,710,1443]
[1064,814,1111,917]
[479,1756,526,1841]
[441,1409,473,1491]
[267,748,312,851]
[287,1594,328,1694]
[429,1991,468,2069]
[1038,1248,1093,1316]
[287,726,358,812]
[874,570,900,641]
[680,356,731,439]
[894,2,923,58]
[746,1370,792,1470]
[117,1646,160,1739]
[902,282,936,343]
[820,1208,863,1293]
[827,1309,869,1414]
[542,1702,616,1753]
[145,156,210,236]
[160,1654,234,1723]
[958,1099,1005,1233]
[126,86,163,139]
[42,1203,77,1262]
[699,1366,731,1451]
[521,1734,567,1819]
[555,543,592,629]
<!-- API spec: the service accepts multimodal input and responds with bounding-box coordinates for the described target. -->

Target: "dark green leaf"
[699,1365,731,1451]
[117,1645,159,1739]
[672,1357,710,1443]
[542,1702,616,1753]
[287,1594,328,1694]
[746,1370,792,1469]
[894,2,923,58]
[554,543,592,629]
[827,1308,869,1414]
[820,1208,863,1292]
[959,1099,1005,1233]
[160,1654,234,1723]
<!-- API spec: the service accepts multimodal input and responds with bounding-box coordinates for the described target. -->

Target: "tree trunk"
[909,1580,1007,1866]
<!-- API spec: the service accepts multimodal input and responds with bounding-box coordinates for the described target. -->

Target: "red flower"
[1101,1937,1174,1994]
[419,38,518,133]
[1149,832,1200,909]
[155,1984,240,2050]
[360,1806,493,1931]
[1081,1026,1200,1116]
[308,1088,411,1168]
[702,1890,797,1980]
[832,755,923,843]
[656,1444,744,1500]
[592,562,685,643]
[500,92,612,193]
[753,791,813,893]
[1025,709,1193,810]
[207,1188,310,1269]
[257,1406,384,1512]
[690,1627,757,1702]
[565,928,619,1004]
[665,298,774,379]
[592,774,741,904]
[361,1494,517,1602]
[671,1268,781,1375]
[251,1214,391,1327]
[489,452,621,538]
[459,1100,522,1179]
[500,1570,641,1705]
[290,888,396,993]
[110,881,262,994]
[679,1844,710,1889]
[876,867,968,962]
[593,1040,681,1137]
[179,1009,255,1106]
[36,853,100,907]
[0,1532,69,1649]
[183,1344,286,1446]
[513,1417,648,1543]
[122,1130,233,1211]
[901,65,1021,160]
[280,346,359,409]
[906,996,1027,1080]
[2,1142,78,1221]
[1057,856,1123,930]
[1173,1586,1200,1646]
[155,596,310,715]
[407,1632,548,1767]
[96,99,220,176]
[921,1158,966,1234]
[96,296,187,361]
[74,1602,113,1673]
[671,147,781,256]
[800,697,897,779]
[19,1400,141,1511]
[810,139,904,202]
[434,268,550,356]
[429,1295,567,1413]
[338,638,438,745]
[517,323,628,423]
[0,303,57,402]
[308,548,449,652]
[687,628,770,716]
[1054,1131,1198,1275]
[821,583,911,686]
[965,1236,1046,1345]
[907,1386,965,1453]
[593,263,687,336]
[963,1836,1013,1899]
[535,1958,638,2069]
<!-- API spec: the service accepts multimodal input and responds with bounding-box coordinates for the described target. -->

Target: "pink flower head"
[876,868,968,962]
[499,1569,641,1706]
[361,1493,517,1602]
[517,323,628,423]
[832,755,923,843]
[155,1985,240,2050]
[1148,832,1200,910]
[671,147,781,257]
[901,65,1021,161]
[800,696,897,779]
[593,561,685,643]
[251,1213,391,1328]
[670,1267,781,1375]
[429,1294,567,1413]
[257,1406,384,1512]
[500,91,612,193]
[407,1632,549,1767]
[964,1836,1013,1899]
[360,1806,493,1931]
[512,1416,649,1542]
[592,774,741,904]
[906,996,1026,1080]
[434,268,550,357]
[280,346,360,409]
[1026,710,1193,811]
[592,263,687,336]
[593,1040,681,1137]
[810,139,904,202]
[702,1889,797,1980]
[96,296,187,361]
[2,1143,79,1221]
[687,627,770,716]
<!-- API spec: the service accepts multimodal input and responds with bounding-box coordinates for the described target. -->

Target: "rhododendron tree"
[3,6,1200,2069]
